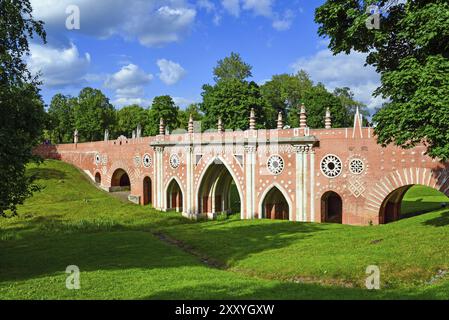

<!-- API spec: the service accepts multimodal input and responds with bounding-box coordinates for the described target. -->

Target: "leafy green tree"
[145,95,180,136]
[201,79,268,131]
[0,0,47,216]
[115,105,148,138]
[47,94,76,143]
[213,52,253,82]
[315,0,449,159]
[287,84,352,128]
[73,88,116,142]
[178,103,204,130]
[261,71,313,127]
[333,87,370,123]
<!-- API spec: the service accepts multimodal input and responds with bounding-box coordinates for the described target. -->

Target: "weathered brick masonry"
[34,108,449,225]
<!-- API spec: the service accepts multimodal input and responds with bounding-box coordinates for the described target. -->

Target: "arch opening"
[197,159,241,217]
[95,172,101,184]
[110,169,131,192]
[321,191,343,224]
[166,179,183,212]
[380,184,449,224]
[143,177,152,206]
[261,187,289,220]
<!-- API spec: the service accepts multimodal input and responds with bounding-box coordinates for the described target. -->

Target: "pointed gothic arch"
[195,156,244,216]
[165,177,184,212]
[259,184,291,220]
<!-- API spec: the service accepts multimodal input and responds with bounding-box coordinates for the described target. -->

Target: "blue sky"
[28,0,382,112]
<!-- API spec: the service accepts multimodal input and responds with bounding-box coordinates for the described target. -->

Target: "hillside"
[0,160,448,299]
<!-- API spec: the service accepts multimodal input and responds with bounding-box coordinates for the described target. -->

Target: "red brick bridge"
[35,107,449,225]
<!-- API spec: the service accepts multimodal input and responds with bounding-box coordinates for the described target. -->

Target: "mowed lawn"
[0,160,448,299]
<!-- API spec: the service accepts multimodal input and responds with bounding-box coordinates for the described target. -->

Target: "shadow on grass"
[421,210,449,227]
[0,214,325,284]
[26,168,67,181]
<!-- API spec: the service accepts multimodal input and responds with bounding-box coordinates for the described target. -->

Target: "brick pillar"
[244,145,257,219]
[294,145,305,222]
[154,146,164,210]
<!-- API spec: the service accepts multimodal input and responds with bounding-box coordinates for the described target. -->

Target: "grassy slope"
[0,160,448,299]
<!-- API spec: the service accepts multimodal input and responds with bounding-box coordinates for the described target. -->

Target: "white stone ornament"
[350,159,365,175]
[143,154,152,168]
[95,154,101,165]
[321,155,343,178]
[267,155,285,175]
[170,154,180,169]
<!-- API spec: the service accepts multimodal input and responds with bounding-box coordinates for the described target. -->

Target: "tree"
[47,94,75,143]
[0,0,47,216]
[213,52,253,82]
[201,79,268,131]
[260,71,313,127]
[178,103,204,130]
[115,105,148,138]
[73,88,116,142]
[145,95,180,136]
[315,0,449,159]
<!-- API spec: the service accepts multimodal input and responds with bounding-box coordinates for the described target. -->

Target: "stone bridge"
[35,108,449,225]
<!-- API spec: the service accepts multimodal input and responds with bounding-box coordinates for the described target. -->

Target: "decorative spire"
[352,106,363,138]
[74,129,79,144]
[217,117,224,133]
[277,112,284,130]
[159,118,165,135]
[325,107,332,129]
[136,124,142,138]
[249,108,256,130]
[299,104,307,128]
[104,129,109,142]
[188,114,194,134]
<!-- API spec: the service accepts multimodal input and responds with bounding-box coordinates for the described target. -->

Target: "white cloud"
[28,43,91,88]
[157,59,187,85]
[104,64,153,107]
[242,0,273,17]
[219,0,295,31]
[272,9,295,31]
[291,49,385,111]
[30,0,196,47]
[173,97,198,108]
[221,0,241,17]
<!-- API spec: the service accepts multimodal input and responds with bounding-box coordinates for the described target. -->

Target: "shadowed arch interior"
[143,176,152,206]
[166,179,183,212]
[111,169,131,191]
[198,159,241,216]
[379,184,449,224]
[321,191,343,223]
[95,172,101,184]
[261,187,289,220]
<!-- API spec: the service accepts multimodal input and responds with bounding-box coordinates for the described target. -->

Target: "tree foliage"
[0,0,47,216]
[145,95,180,136]
[47,94,75,143]
[315,0,449,159]
[201,79,268,131]
[73,88,116,142]
[115,104,148,137]
[178,103,204,130]
[213,52,253,82]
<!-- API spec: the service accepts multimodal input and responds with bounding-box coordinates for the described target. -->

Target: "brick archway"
[321,191,343,224]
[259,183,292,220]
[195,156,244,216]
[165,177,185,213]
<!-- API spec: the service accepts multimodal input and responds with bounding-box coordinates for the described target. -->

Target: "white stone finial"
[74,129,79,144]
[277,112,284,130]
[352,106,363,138]
[159,118,165,135]
[325,107,332,129]
[188,114,194,134]
[218,117,224,133]
[299,104,307,128]
[249,108,256,130]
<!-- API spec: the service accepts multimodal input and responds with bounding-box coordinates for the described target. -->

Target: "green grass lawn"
[0,160,449,299]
